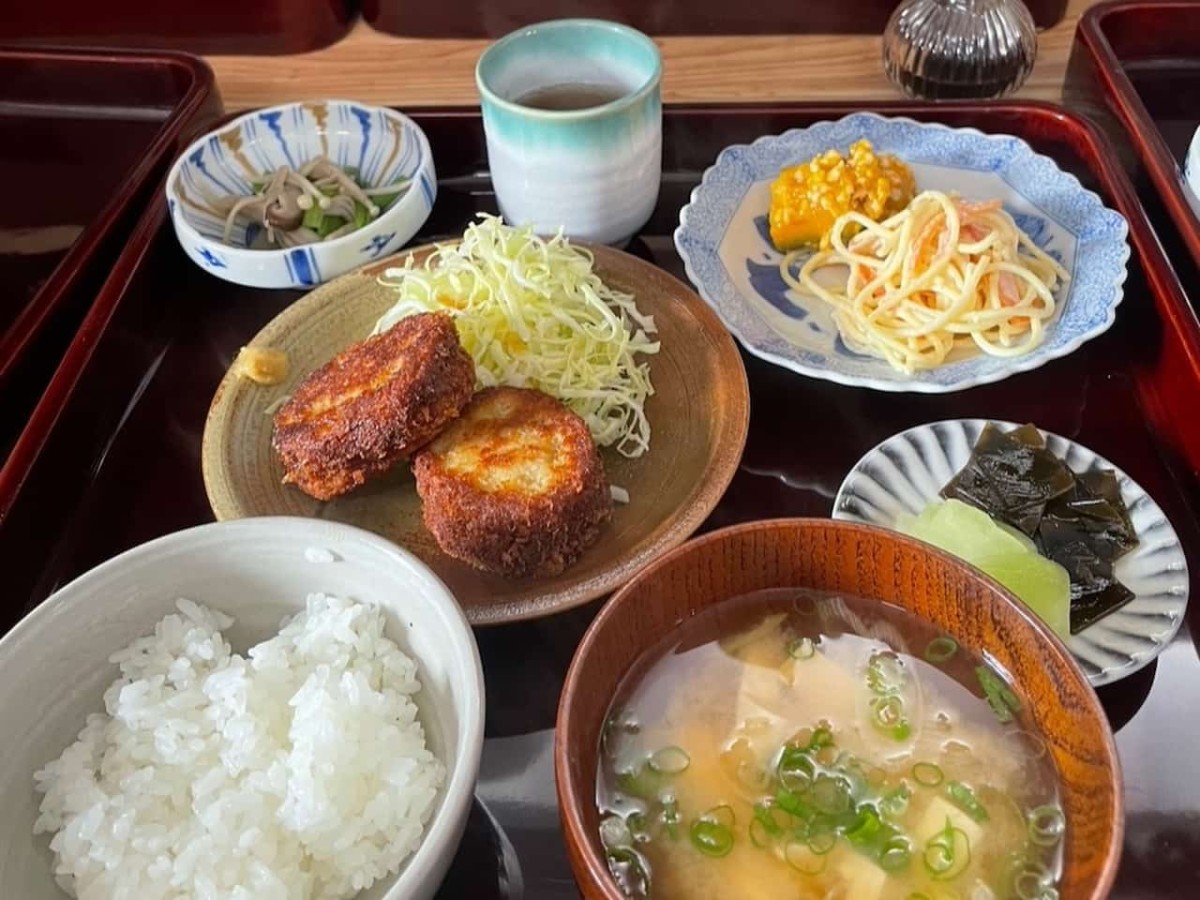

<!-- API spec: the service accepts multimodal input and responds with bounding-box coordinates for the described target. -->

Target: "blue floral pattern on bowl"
[674,113,1131,392]
[166,101,436,290]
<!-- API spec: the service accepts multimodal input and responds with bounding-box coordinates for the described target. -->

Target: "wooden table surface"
[208,0,1101,112]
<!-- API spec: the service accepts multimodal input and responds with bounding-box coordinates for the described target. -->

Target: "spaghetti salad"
[373,215,660,456]
[788,190,1070,374]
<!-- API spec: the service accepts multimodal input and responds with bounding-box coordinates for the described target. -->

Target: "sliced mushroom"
[299,157,328,178]
[283,169,330,209]
[219,157,393,249]
[264,186,305,231]
[222,195,269,243]
[304,157,341,181]
[323,221,358,241]
[305,156,378,216]
[277,226,321,248]
[262,166,289,201]
[324,194,357,221]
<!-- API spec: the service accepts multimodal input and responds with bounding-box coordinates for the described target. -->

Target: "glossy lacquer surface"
[0,0,353,54]
[1066,1,1200,309]
[2,104,1200,896]
[0,49,221,461]
[363,0,1068,37]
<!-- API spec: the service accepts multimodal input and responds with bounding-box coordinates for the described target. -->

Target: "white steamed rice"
[33,594,445,900]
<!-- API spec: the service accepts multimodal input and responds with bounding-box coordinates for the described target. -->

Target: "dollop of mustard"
[232,346,289,386]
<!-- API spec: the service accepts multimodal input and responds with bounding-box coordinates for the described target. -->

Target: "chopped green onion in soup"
[595,588,1065,899]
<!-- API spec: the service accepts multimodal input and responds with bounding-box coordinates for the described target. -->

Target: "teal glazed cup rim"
[475,18,663,122]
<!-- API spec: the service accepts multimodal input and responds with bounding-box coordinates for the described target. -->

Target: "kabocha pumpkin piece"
[767,139,916,252]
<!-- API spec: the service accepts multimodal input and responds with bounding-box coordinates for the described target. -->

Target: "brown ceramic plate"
[202,242,750,625]
[555,519,1123,899]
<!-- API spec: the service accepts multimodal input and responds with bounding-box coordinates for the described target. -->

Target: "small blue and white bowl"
[167,101,437,289]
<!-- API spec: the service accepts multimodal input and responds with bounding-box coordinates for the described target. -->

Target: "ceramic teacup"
[476,19,663,245]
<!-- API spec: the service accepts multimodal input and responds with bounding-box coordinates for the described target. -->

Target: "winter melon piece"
[898,499,1071,638]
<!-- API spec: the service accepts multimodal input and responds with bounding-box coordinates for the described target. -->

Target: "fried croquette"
[273,312,475,501]
[412,386,613,578]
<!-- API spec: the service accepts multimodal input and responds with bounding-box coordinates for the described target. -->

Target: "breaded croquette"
[412,386,613,577]
[273,312,474,501]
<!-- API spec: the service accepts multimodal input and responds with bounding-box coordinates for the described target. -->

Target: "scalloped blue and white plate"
[833,419,1189,686]
[673,113,1131,393]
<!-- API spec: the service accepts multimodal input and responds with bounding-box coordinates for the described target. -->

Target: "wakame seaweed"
[941,424,1075,536]
[1069,582,1136,633]
[942,424,1139,633]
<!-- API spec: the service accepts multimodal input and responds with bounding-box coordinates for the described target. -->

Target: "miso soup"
[596,589,1064,900]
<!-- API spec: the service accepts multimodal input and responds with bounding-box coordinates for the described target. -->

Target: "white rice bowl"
[0,518,485,900]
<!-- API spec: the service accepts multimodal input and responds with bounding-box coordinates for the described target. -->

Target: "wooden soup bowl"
[555,519,1123,898]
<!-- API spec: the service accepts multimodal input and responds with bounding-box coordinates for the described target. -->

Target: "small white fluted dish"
[167,100,437,288]
[833,419,1188,686]
[0,517,484,900]
[674,112,1131,392]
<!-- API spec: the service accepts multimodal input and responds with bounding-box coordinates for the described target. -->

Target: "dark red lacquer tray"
[3,102,1200,896]
[363,0,1067,38]
[1066,1,1200,301]
[0,47,222,461]
[0,1,354,55]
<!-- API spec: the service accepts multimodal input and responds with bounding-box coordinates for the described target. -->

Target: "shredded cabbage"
[373,214,660,457]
